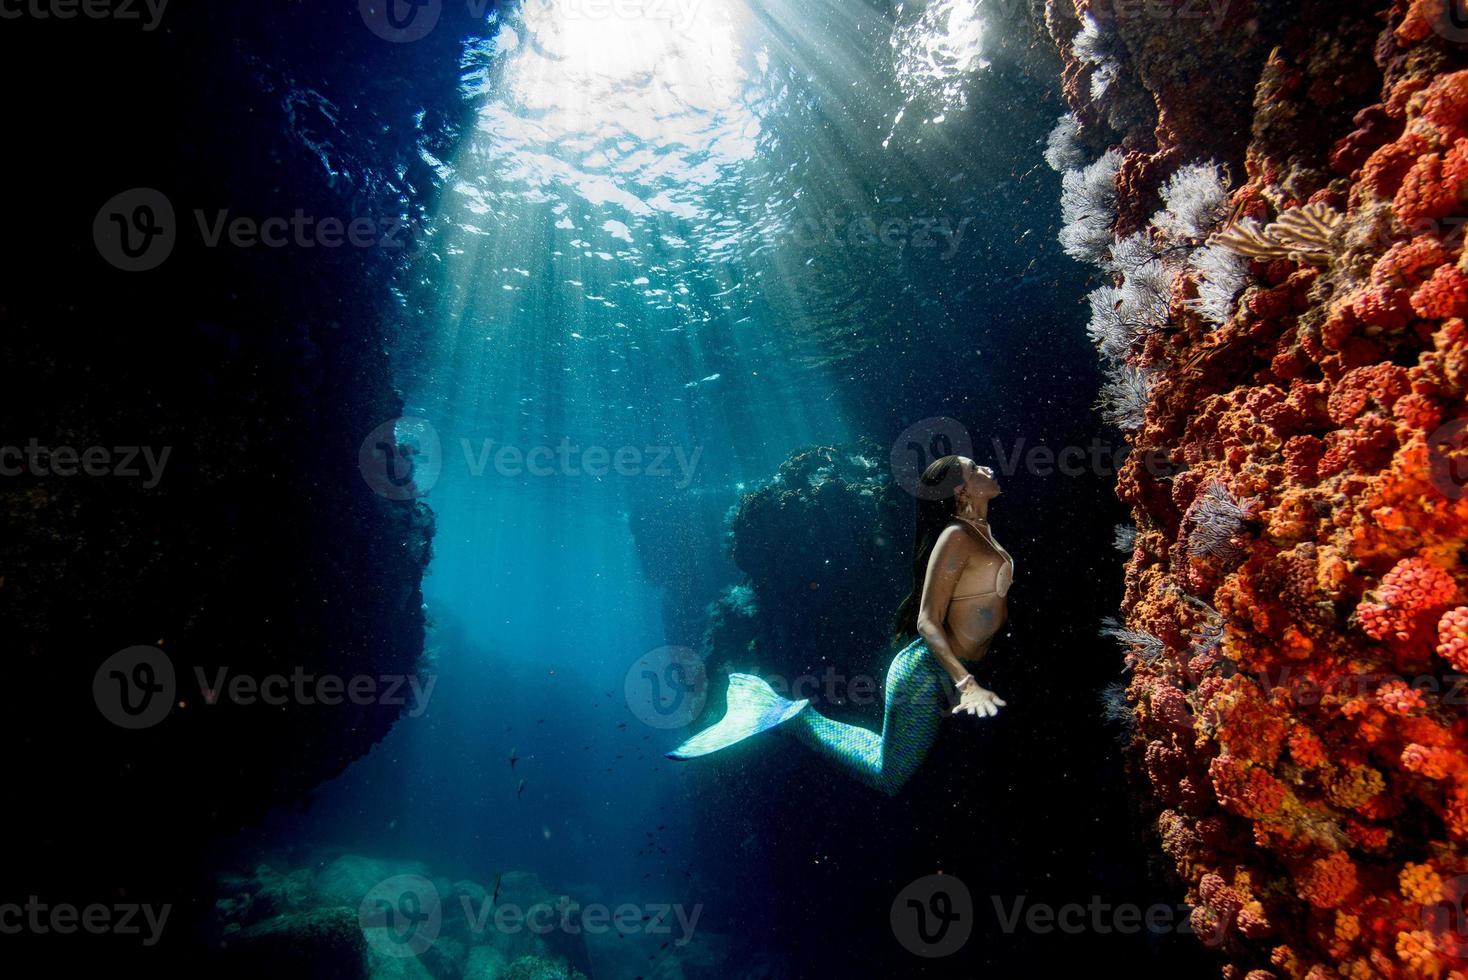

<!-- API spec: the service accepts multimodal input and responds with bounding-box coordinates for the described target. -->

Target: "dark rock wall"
[0,2,474,963]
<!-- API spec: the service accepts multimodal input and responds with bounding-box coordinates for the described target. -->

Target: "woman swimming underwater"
[667,454,1011,796]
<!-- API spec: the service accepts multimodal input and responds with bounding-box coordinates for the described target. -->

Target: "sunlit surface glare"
[467,0,759,227]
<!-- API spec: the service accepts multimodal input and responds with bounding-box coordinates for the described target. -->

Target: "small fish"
[516,779,525,799]
[490,872,502,906]
[616,722,627,730]
[509,748,519,769]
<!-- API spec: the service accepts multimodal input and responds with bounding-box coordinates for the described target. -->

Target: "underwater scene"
[4,0,1468,976]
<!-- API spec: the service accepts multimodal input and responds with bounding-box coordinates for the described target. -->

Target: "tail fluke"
[665,673,808,760]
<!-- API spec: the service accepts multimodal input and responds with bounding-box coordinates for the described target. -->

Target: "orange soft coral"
[1356,557,1460,642]
[1439,606,1468,670]
[1412,263,1468,320]
[1298,852,1360,910]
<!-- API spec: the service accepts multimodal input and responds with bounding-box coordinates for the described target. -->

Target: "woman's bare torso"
[945,518,1013,662]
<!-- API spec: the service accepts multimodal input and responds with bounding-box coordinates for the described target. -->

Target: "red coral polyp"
[1439,606,1468,670]
[1298,851,1360,910]
[1358,557,1459,641]
[1412,263,1468,320]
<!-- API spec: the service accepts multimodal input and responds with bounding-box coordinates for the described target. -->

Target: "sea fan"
[1072,14,1122,101]
[1151,162,1231,242]
[1099,680,1136,734]
[1185,242,1250,326]
[1089,61,1119,100]
[1097,363,1152,430]
[1072,12,1109,66]
[1059,149,1124,265]
[1108,231,1159,275]
[1100,615,1165,665]
[1044,113,1086,172]
[1086,258,1171,362]
[1085,284,1129,361]
[1185,482,1253,561]
[1119,252,1174,328]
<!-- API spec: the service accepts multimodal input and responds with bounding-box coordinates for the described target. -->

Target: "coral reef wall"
[1046,0,1468,976]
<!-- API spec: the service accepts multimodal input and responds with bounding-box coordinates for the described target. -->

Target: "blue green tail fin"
[665,673,808,760]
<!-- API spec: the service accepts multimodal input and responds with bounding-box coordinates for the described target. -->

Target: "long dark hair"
[892,454,969,642]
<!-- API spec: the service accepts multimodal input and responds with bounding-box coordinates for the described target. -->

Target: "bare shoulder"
[933,522,977,554]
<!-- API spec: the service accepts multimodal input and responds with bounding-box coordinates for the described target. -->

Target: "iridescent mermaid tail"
[664,673,809,759]
[666,637,954,797]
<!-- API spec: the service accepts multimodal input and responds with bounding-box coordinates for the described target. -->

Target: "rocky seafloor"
[205,853,734,980]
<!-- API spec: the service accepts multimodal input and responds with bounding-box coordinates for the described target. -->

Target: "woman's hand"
[952,676,1005,718]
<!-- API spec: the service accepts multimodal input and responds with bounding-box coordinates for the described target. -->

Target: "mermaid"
[666,454,1011,796]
